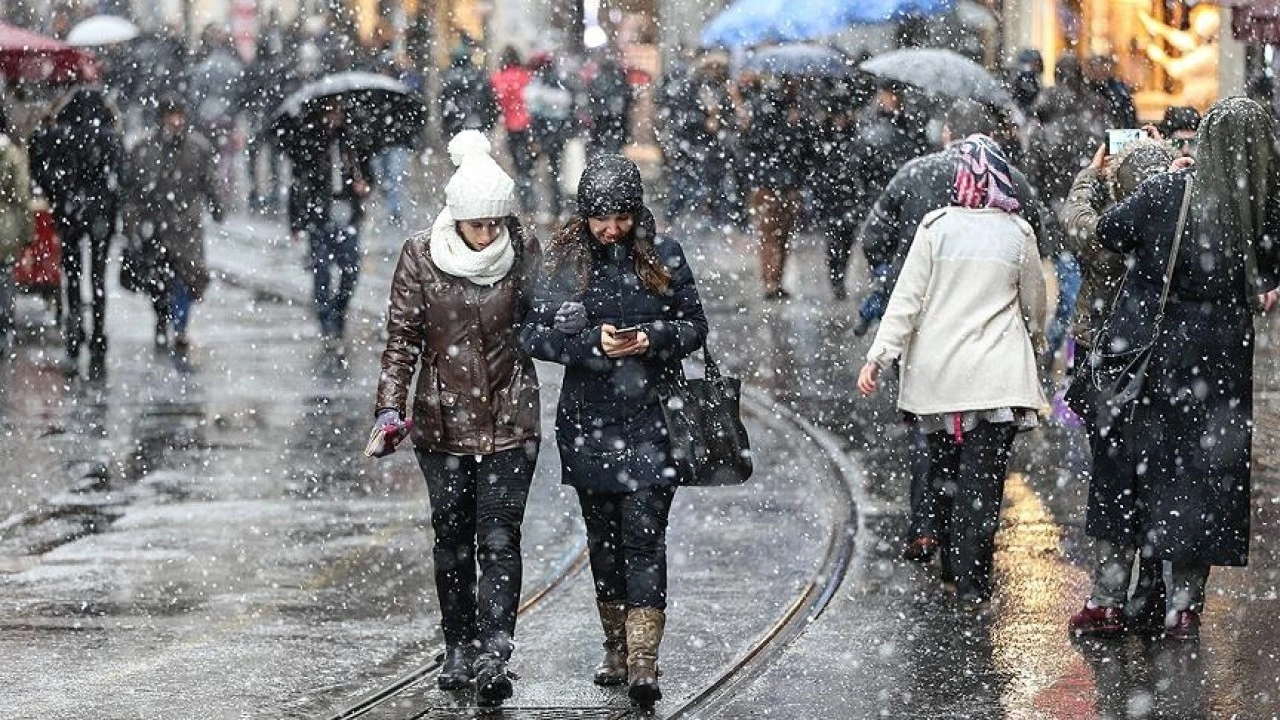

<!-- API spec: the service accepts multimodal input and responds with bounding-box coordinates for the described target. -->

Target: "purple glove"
[554,301,588,335]
[367,409,412,458]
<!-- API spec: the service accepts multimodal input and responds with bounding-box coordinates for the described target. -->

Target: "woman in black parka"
[522,154,707,708]
[1091,97,1280,640]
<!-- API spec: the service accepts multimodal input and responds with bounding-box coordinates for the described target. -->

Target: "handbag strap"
[1154,175,1194,328]
[701,345,722,380]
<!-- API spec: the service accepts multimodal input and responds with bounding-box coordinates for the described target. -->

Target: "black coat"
[522,213,708,493]
[1096,170,1280,565]
[284,128,371,235]
[29,91,123,234]
[859,143,1059,275]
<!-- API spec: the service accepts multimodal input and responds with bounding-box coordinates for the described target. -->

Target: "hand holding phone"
[1106,128,1144,156]
[601,324,648,358]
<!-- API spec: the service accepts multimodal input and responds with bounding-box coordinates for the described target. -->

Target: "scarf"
[429,208,515,286]
[951,134,1021,214]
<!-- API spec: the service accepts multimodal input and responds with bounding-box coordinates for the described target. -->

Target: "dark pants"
[505,130,536,214]
[924,421,1016,601]
[823,212,860,293]
[248,134,282,209]
[307,224,360,338]
[57,214,112,355]
[417,444,537,658]
[148,271,194,339]
[578,485,676,609]
[531,126,567,217]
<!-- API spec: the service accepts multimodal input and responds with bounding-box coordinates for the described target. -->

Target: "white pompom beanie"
[444,130,516,220]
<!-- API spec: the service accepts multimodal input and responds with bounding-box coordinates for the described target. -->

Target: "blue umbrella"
[701,0,953,48]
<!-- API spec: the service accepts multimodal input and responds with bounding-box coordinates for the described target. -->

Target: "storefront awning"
[1222,0,1280,43]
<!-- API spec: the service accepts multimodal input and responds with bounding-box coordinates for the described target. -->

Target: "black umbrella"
[267,71,427,152]
[859,48,1012,107]
[739,43,853,77]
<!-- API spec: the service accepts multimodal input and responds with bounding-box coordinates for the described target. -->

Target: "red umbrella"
[0,22,97,84]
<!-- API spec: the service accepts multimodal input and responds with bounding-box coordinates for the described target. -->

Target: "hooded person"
[521,153,708,708]
[1083,97,1280,640]
[859,134,1047,606]
[373,129,542,707]
[1062,136,1176,638]
[124,93,225,352]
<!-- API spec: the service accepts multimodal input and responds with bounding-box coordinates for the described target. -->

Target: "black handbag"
[119,236,162,296]
[1090,176,1193,414]
[659,347,753,486]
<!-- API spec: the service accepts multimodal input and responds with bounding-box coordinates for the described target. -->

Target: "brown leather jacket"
[376,218,541,455]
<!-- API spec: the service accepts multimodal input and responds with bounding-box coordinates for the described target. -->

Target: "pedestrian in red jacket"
[491,46,536,213]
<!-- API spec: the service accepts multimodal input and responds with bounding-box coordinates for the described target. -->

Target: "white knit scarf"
[429,208,515,286]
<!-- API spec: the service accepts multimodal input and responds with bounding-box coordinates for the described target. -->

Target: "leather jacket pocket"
[411,360,444,443]
[496,367,540,434]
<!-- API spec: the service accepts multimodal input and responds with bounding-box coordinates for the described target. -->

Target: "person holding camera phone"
[1086,97,1280,640]
[372,131,541,706]
[522,153,707,709]
[1061,135,1176,638]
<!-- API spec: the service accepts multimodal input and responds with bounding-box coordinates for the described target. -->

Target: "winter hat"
[577,153,643,217]
[1107,138,1174,199]
[444,130,516,220]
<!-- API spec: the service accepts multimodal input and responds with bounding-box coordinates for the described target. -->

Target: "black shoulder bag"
[659,347,753,486]
[1091,176,1193,417]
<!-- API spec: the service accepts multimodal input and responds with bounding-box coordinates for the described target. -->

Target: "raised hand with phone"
[601,323,649,357]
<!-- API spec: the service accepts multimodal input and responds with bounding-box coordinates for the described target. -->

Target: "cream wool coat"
[867,206,1048,416]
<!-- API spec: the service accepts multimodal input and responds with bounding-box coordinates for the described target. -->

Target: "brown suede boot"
[593,601,628,686]
[625,607,665,707]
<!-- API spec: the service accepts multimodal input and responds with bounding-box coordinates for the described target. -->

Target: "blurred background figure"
[29,88,123,375]
[524,51,576,221]
[187,24,245,207]
[1159,106,1202,159]
[440,44,498,140]
[586,50,632,156]
[0,106,32,354]
[123,94,224,353]
[492,46,536,215]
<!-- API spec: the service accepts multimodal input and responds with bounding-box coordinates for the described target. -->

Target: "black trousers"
[578,486,676,610]
[504,130,536,214]
[923,421,1016,601]
[417,444,537,658]
[57,213,112,353]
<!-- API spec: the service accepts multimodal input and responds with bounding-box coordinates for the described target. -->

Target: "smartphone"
[613,325,641,339]
[1107,128,1144,156]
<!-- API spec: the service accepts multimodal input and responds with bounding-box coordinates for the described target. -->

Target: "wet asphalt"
[0,202,1277,719]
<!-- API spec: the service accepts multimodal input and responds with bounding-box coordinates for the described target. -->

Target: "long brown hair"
[545,207,672,296]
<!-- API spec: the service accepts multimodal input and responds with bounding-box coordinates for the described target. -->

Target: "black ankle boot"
[437,646,474,691]
[474,653,513,707]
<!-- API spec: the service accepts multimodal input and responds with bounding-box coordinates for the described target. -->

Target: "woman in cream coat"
[859,134,1047,604]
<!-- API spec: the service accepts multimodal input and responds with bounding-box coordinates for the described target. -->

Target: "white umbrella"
[66,15,140,47]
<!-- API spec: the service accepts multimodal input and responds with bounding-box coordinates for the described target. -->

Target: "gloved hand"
[553,301,588,335]
[367,409,412,458]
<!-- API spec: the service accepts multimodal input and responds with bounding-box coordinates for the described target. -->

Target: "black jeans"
[505,130,536,214]
[923,421,1016,601]
[578,486,677,610]
[417,444,537,658]
[307,223,360,338]
[57,213,112,353]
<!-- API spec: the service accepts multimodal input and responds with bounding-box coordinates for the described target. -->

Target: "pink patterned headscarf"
[951,134,1021,214]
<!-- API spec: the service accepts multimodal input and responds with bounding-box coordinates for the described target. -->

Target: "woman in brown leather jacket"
[371,131,540,707]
